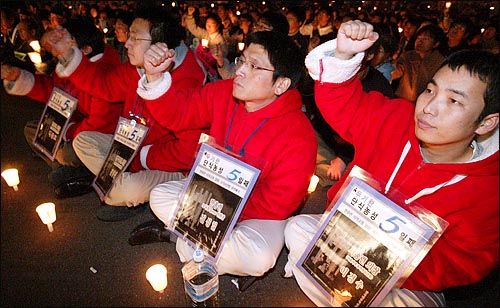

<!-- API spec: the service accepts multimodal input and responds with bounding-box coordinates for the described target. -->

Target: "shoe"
[231,276,260,292]
[128,219,170,246]
[96,203,148,222]
[54,178,94,199]
[49,166,93,187]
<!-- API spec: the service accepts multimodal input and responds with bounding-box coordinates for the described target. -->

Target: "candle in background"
[445,2,452,9]
[237,42,245,52]
[28,52,42,64]
[201,39,209,48]
[2,168,20,191]
[29,40,41,52]
[307,175,320,194]
[36,202,57,232]
[146,264,168,293]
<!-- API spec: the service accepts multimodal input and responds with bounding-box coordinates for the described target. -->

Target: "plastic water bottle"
[182,248,219,307]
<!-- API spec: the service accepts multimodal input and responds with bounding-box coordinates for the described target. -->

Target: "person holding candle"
[41,2,208,221]
[1,17,123,199]
[183,6,228,83]
[127,30,317,287]
[284,20,498,307]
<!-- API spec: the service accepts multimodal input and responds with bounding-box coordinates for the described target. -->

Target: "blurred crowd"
[1,0,498,182]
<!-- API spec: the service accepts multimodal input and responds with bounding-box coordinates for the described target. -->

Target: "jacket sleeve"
[57,48,134,103]
[64,94,122,140]
[141,129,205,172]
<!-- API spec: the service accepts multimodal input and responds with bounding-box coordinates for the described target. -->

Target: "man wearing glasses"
[40,3,207,222]
[128,31,317,283]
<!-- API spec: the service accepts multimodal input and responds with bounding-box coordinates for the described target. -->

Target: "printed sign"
[298,168,447,307]
[171,142,261,263]
[93,116,148,199]
[33,87,77,161]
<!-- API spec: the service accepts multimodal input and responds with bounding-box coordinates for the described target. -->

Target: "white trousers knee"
[284,214,446,307]
[73,131,185,207]
[150,179,287,276]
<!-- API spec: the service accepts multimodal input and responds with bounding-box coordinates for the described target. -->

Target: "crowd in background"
[1,0,499,181]
[1,2,498,305]
[1,0,499,183]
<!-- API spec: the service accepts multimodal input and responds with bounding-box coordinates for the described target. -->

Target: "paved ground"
[1,86,498,307]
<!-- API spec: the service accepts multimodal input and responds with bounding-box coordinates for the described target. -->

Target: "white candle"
[201,39,209,48]
[2,168,20,191]
[307,175,320,194]
[36,202,57,232]
[28,52,42,64]
[29,40,41,52]
[238,42,245,51]
[146,264,168,293]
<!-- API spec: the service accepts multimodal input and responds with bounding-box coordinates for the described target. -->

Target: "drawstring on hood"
[384,140,468,205]
[385,125,499,204]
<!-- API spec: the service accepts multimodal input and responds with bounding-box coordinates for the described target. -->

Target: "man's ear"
[274,77,291,96]
[476,113,499,135]
[80,45,92,56]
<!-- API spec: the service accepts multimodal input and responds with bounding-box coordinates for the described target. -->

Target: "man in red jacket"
[125,30,317,287]
[284,20,498,306]
[1,17,123,199]
[41,3,207,221]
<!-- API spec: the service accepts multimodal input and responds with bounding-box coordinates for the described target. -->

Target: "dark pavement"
[1,86,498,307]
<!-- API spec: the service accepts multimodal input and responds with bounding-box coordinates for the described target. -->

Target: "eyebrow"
[430,78,468,99]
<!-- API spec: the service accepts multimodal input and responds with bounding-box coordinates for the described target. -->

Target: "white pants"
[24,120,82,169]
[284,214,446,307]
[150,179,287,276]
[73,131,185,207]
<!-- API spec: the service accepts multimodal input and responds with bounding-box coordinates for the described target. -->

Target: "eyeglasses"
[234,56,274,72]
[126,32,152,43]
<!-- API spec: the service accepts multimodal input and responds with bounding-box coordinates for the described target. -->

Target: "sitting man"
[1,17,123,199]
[129,31,317,284]
[284,20,498,306]
[40,3,207,221]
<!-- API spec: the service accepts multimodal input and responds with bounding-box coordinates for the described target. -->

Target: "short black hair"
[286,6,306,24]
[246,31,303,88]
[440,49,499,122]
[65,17,104,58]
[258,11,289,34]
[134,1,185,48]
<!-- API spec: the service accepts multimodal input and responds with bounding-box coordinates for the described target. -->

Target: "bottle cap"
[193,248,204,263]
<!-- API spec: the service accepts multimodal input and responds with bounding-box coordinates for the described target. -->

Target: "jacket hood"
[385,123,499,204]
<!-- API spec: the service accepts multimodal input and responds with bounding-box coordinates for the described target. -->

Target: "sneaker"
[96,203,148,222]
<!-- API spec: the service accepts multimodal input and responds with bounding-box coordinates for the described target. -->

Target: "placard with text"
[171,142,261,263]
[298,167,447,307]
[33,87,77,161]
[93,116,149,199]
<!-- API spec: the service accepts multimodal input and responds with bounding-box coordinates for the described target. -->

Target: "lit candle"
[146,264,168,293]
[29,40,41,52]
[2,168,20,191]
[307,175,320,194]
[238,42,245,52]
[36,202,57,232]
[445,2,452,9]
[28,52,42,64]
[201,39,209,48]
